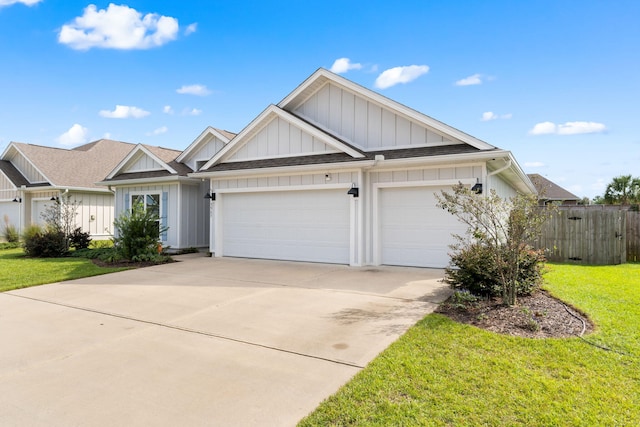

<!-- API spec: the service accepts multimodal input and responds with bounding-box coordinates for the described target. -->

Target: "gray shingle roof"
[528,174,579,201]
[204,144,484,172]
[0,160,30,187]
[11,140,135,189]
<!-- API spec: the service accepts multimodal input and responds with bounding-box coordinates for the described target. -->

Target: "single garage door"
[379,186,465,268]
[221,189,350,264]
[0,201,20,229]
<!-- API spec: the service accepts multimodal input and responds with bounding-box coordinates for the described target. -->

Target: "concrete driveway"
[0,255,450,426]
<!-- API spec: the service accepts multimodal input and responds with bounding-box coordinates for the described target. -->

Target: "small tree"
[112,201,167,261]
[436,184,552,306]
[603,174,640,205]
[40,194,84,251]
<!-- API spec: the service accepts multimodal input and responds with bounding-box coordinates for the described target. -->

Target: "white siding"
[183,136,226,171]
[213,171,359,191]
[125,153,163,173]
[227,117,339,162]
[0,173,16,193]
[8,153,47,183]
[71,192,115,239]
[489,174,518,199]
[294,82,458,150]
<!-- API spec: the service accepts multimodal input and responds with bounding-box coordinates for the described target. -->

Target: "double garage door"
[218,185,463,268]
[221,189,350,264]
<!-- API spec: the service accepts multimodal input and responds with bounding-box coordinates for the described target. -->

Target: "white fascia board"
[190,160,373,180]
[4,143,53,185]
[201,105,364,171]
[368,150,510,171]
[279,68,494,151]
[106,145,177,180]
[176,126,231,163]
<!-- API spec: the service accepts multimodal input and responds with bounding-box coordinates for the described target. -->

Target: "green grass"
[299,263,640,426]
[0,248,127,292]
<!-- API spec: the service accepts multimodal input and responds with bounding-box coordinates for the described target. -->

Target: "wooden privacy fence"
[532,206,640,265]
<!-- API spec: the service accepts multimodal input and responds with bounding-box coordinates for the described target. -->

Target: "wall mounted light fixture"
[12,197,21,203]
[204,192,216,201]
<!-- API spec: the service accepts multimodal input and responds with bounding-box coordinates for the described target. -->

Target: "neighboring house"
[528,173,580,206]
[0,140,135,238]
[97,127,235,252]
[190,68,536,268]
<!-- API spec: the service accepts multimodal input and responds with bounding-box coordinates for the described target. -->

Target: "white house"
[190,68,535,268]
[0,140,135,239]
[97,127,235,252]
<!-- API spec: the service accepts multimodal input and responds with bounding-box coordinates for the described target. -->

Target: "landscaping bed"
[436,290,593,338]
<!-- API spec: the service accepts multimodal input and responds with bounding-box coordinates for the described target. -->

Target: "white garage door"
[0,201,20,229]
[221,189,350,264]
[379,186,465,268]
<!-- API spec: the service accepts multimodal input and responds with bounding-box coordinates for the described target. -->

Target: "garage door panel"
[380,186,464,268]
[222,190,350,264]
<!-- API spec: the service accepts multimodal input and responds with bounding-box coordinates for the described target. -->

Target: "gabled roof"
[0,160,29,188]
[176,126,235,164]
[528,174,580,201]
[104,144,190,181]
[201,105,365,170]
[1,140,135,190]
[278,68,495,151]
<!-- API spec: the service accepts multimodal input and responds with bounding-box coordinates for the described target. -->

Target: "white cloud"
[529,121,606,135]
[103,132,112,139]
[163,105,174,114]
[184,23,197,35]
[58,4,179,50]
[374,65,429,89]
[176,84,211,96]
[455,73,483,86]
[482,111,512,121]
[99,105,150,119]
[329,58,363,74]
[57,124,89,146]
[0,0,42,7]
[146,126,168,136]
[524,161,545,168]
[183,108,202,116]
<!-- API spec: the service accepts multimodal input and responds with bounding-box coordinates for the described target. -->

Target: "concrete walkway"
[0,256,450,426]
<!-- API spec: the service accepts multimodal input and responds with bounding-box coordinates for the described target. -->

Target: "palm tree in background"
[603,175,640,205]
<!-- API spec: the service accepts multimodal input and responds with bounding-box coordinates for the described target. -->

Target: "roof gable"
[106,145,183,179]
[278,68,495,152]
[1,140,135,189]
[201,105,364,170]
[176,126,234,171]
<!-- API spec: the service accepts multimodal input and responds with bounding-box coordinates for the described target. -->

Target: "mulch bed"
[91,258,176,269]
[436,290,594,338]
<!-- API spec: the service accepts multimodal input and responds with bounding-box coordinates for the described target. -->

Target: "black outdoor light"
[204,192,216,201]
[347,186,359,198]
[471,180,483,194]
[12,197,21,203]
[50,196,59,201]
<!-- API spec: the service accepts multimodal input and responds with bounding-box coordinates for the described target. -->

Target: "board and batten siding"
[488,174,518,199]
[183,136,227,172]
[213,171,360,191]
[72,192,114,238]
[7,153,47,183]
[126,153,163,173]
[294,82,458,150]
[0,173,16,195]
[178,181,210,248]
[226,116,339,162]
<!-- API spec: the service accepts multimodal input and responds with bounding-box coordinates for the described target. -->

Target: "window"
[131,193,161,232]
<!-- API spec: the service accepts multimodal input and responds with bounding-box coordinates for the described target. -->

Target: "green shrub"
[23,228,68,258]
[446,243,545,299]
[0,242,21,250]
[112,202,167,261]
[89,240,113,249]
[69,227,92,250]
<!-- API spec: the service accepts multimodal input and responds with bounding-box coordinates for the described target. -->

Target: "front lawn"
[0,248,127,292]
[299,263,640,426]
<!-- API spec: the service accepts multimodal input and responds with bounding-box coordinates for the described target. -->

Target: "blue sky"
[1,0,638,199]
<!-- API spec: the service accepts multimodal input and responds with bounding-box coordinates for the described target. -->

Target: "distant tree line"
[592,174,640,206]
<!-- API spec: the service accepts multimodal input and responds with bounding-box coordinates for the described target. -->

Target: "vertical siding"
[293,82,458,150]
[489,174,518,199]
[185,136,227,171]
[9,154,46,183]
[71,192,114,238]
[227,117,339,161]
[0,173,16,193]
[179,181,210,248]
[126,153,162,172]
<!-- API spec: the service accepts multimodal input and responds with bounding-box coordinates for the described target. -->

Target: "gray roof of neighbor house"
[6,140,135,190]
[528,174,580,201]
[104,145,192,182]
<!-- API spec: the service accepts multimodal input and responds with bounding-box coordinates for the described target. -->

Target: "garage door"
[0,201,20,229]
[379,186,465,268]
[221,189,350,264]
